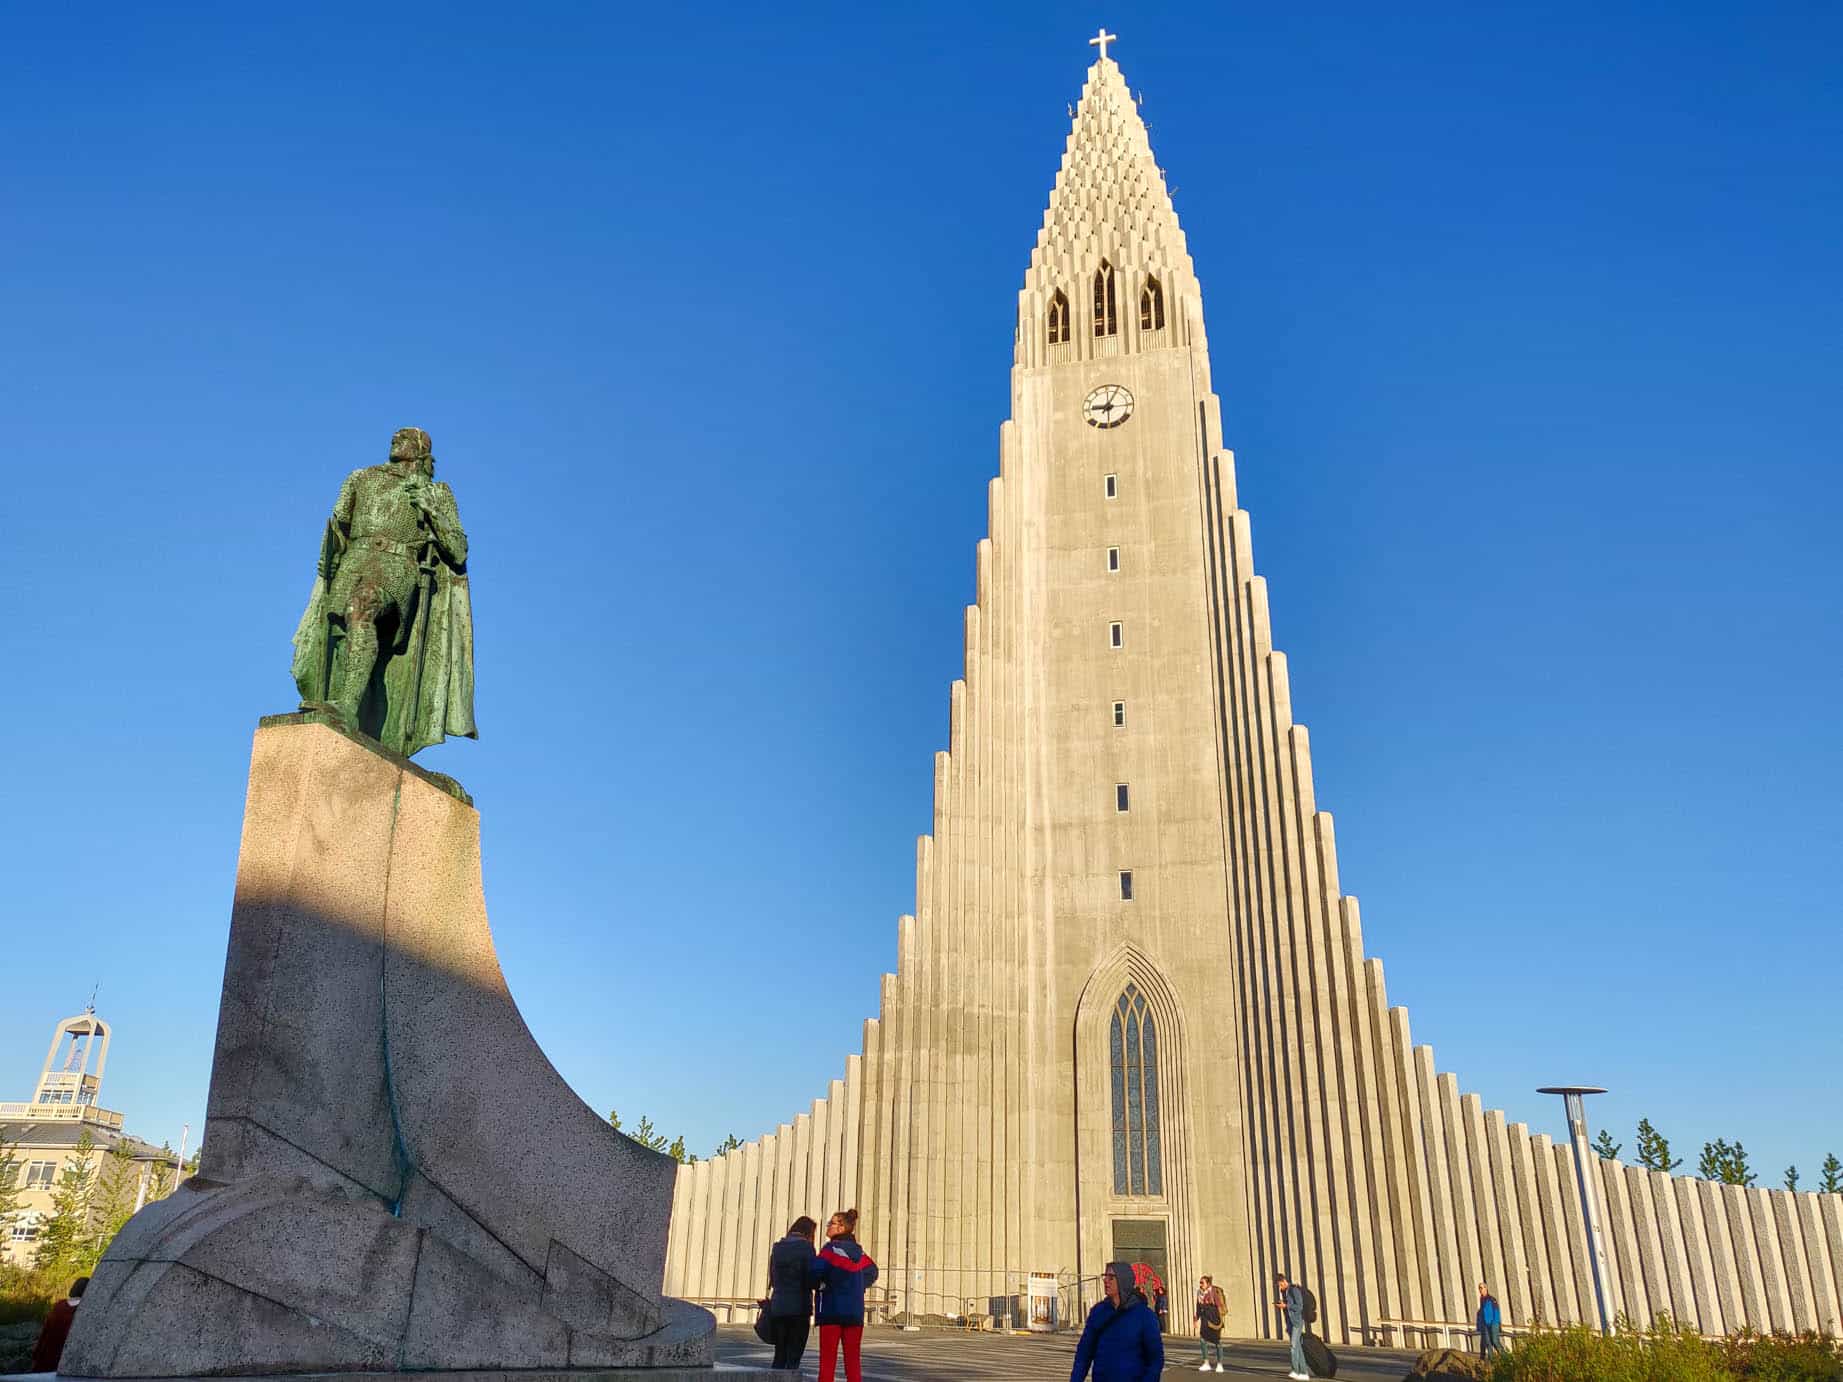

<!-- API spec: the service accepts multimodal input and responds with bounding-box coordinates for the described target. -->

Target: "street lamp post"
[1538,1085,1615,1335]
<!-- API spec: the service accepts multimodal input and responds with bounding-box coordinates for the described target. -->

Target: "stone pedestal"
[60,719,769,1379]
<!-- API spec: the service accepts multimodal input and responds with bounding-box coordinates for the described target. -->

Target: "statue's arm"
[422,483,469,568]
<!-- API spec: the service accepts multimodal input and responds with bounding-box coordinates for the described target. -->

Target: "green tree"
[85,1140,142,1269]
[713,1134,743,1157]
[1725,1144,1748,1183]
[1783,1165,1800,1192]
[0,1134,22,1239]
[1698,1138,1756,1187]
[34,1130,98,1281]
[142,1141,179,1206]
[1593,1129,1622,1159]
[609,1111,697,1162]
[1635,1118,1682,1174]
[1820,1153,1842,1195]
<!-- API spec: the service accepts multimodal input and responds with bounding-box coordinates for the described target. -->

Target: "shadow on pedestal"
[54,719,770,1380]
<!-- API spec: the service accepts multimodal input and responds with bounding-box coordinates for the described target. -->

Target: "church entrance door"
[1110,1218,1169,1327]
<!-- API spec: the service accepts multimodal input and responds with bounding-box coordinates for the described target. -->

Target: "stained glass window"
[1107,983,1164,1196]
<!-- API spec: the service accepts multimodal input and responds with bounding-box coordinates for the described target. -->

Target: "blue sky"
[2,2,1838,1187]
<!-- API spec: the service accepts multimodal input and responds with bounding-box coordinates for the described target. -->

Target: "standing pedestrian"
[764,1216,817,1370]
[1475,1282,1503,1358]
[808,1208,878,1382]
[1071,1261,1164,1382]
[1194,1274,1225,1372]
[1273,1272,1310,1381]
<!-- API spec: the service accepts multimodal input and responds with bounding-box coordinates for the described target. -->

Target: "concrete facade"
[664,52,1843,1344]
[62,720,739,1377]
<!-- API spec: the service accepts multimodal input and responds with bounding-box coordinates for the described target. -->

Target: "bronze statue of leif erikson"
[291,427,477,756]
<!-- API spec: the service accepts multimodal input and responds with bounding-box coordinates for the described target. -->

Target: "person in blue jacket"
[1476,1282,1503,1358]
[1071,1260,1164,1382]
[806,1208,878,1382]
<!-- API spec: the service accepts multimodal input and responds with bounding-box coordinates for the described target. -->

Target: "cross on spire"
[1089,27,1118,62]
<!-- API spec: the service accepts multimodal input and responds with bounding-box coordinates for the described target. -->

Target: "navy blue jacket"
[807,1236,878,1326]
[1071,1295,1164,1382]
[766,1235,815,1318]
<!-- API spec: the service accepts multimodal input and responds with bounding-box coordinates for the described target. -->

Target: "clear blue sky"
[2,3,1838,1186]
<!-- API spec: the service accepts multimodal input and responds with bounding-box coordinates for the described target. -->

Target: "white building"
[1,1009,181,1268]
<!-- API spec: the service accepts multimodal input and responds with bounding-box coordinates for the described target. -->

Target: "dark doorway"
[1110,1218,1169,1329]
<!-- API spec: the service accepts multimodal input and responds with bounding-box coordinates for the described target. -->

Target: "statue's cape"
[290,522,477,757]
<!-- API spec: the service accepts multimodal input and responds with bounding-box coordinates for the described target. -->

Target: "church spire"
[1018,37,1200,366]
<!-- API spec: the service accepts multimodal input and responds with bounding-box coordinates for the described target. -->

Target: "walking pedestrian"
[764,1216,817,1370]
[1274,1272,1310,1380]
[808,1208,878,1382]
[1194,1273,1225,1372]
[1475,1282,1503,1358]
[1071,1261,1164,1382]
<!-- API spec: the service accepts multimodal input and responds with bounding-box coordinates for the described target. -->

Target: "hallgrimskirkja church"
[663,39,1843,1345]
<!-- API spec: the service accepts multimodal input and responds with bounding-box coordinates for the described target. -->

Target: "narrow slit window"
[1116,783,1130,812]
[1112,700,1126,726]
[1105,474,1118,499]
[1119,870,1134,901]
[1139,274,1165,331]
[1093,260,1118,337]
[1047,289,1070,346]
[1109,622,1123,649]
[1107,546,1120,572]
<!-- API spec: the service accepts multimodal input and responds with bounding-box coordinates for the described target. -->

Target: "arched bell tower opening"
[1073,946,1198,1327]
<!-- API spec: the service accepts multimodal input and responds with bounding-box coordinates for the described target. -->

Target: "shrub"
[1718,1329,1843,1382]
[1484,1318,1843,1382]
[1487,1319,1730,1382]
[0,1260,57,1327]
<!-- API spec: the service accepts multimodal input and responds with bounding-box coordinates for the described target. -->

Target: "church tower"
[665,36,1843,1345]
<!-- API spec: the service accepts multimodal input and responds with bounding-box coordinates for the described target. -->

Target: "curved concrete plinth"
[63,719,721,1376]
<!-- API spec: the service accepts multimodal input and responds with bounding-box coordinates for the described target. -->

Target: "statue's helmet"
[388,427,434,467]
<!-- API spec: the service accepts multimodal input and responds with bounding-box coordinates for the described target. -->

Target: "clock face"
[1083,383,1134,429]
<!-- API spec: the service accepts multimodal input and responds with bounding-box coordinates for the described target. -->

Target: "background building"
[1,1009,183,1268]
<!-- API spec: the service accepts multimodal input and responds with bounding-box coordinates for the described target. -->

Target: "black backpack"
[1297,1283,1319,1326]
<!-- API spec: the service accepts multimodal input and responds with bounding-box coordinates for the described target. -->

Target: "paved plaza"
[712,1323,1424,1380]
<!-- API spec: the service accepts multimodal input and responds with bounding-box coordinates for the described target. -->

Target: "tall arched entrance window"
[1109,982,1164,1195]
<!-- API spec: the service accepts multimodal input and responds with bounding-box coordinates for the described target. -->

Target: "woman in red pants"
[807,1208,879,1382]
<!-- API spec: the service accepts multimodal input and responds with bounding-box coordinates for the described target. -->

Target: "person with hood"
[1475,1282,1503,1358]
[807,1208,878,1382]
[764,1215,818,1370]
[1071,1261,1164,1382]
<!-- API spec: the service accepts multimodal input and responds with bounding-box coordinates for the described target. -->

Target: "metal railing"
[0,1102,124,1130]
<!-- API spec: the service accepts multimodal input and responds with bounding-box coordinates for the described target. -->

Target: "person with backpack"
[1273,1272,1312,1380]
[1071,1260,1164,1382]
[1194,1274,1226,1372]
[807,1208,878,1382]
[1475,1282,1503,1358]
